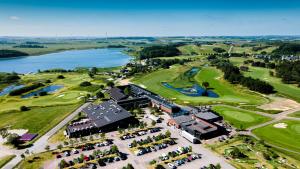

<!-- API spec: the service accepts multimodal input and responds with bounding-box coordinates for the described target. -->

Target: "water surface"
[0,48,131,73]
[21,85,63,98]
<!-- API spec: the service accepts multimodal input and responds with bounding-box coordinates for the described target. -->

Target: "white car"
[168,163,176,169]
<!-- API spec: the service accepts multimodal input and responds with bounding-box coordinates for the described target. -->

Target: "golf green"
[212,105,271,129]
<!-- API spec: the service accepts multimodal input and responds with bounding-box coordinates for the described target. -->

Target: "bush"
[57,75,65,79]
[39,91,47,96]
[20,106,29,111]
[79,81,92,87]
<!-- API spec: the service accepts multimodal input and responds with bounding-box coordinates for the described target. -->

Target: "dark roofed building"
[66,100,137,138]
[168,114,223,139]
[107,87,128,101]
[194,112,222,123]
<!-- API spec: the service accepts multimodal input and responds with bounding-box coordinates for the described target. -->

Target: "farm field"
[133,64,267,105]
[230,57,300,102]
[212,105,271,129]
[253,120,300,155]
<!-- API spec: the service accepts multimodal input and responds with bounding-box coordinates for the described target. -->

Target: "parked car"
[168,163,176,169]
[56,154,62,159]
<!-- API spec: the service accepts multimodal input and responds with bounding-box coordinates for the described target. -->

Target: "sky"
[0,0,300,37]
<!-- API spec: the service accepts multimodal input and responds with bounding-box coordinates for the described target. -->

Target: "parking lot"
[44,109,234,169]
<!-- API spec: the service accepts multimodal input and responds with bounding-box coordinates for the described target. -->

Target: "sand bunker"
[77,96,84,100]
[139,84,147,89]
[57,94,65,98]
[119,78,132,85]
[259,97,300,111]
[273,123,288,129]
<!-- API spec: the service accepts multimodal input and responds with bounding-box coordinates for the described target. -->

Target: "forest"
[139,45,181,59]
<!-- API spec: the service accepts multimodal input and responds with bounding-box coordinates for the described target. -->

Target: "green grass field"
[253,120,300,154]
[289,111,300,118]
[133,64,267,105]
[0,72,107,139]
[0,155,16,168]
[230,57,300,102]
[0,104,80,135]
[212,105,272,129]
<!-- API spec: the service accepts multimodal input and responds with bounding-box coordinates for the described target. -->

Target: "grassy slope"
[212,105,271,129]
[133,65,267,105]
[230,57,300,102]
[0,104,80,134]
[0,155,16,168]
[17,151,54,169]
[253,120,300,153]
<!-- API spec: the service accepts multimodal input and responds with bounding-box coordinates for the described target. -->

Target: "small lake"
[162,82,219,98]
[0,84,25,96]
[21,85,63,98]
[0,48,131,73]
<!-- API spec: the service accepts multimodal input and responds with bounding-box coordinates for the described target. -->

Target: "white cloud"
[9,16,20,20]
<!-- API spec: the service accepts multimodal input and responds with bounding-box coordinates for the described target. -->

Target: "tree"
[100,133,105,139]
[57,144,63,150]
[6,133,20,146]
[91,67,97,74]
[79,81,92,87]
[45,145,50,151]
[20,154,25,159]
[151,120,156,126]
[57,75,65,79]
[202,81,210,96]
[124,87,130,95]
[126,163,134,169]
[110,145,119,153]
[20,106,29,111]
[96,91,104,99]
[107,81,115,88]
[165,130,171,138]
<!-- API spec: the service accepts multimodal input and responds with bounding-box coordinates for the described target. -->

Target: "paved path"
[2,102,91,169]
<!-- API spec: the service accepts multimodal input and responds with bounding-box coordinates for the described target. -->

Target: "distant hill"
[0,50,29,58]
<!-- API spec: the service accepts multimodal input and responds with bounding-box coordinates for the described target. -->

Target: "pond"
[162,82,219,98]
[0,84,25,96]
[0,48,131,73]
[21,85,64,98]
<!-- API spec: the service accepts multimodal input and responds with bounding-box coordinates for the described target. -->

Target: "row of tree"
[275,60,300,85]
[139,45,181,59]
[9,83,44,96]
[212,59,275,94]
[0,72,20,84]
[0,49,29,58]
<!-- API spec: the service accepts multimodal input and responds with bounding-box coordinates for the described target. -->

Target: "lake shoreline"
[0,48,132,73]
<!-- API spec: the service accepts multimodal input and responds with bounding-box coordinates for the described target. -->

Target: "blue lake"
[0,48,131,73]
[162,82,219,98]
[21,85,64,98]
[0,84,25,96]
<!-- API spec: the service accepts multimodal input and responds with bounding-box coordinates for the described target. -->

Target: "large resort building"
[66,84,224,139]
[66,100,137,138]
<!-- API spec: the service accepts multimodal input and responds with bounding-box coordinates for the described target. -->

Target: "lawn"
[0,104,80,137]
[289,111,300,118]
[208,135,300,169]
[0,155,16,168]
[16,151,54,169]
[212,105,271,129]
[230,57,300,102]
[133,65,267,105]
[253,120,300,153]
